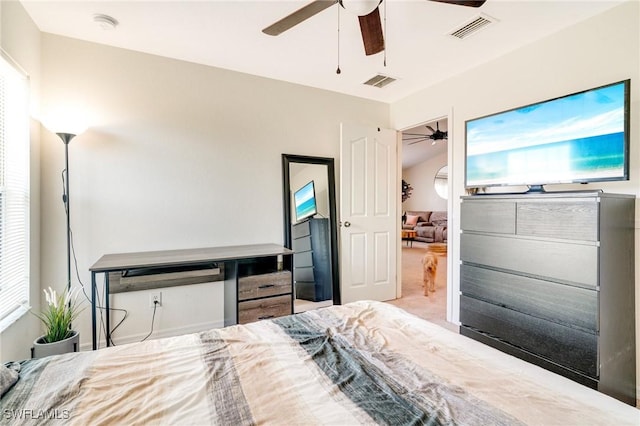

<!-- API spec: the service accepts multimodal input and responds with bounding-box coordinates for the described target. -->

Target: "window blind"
[0,52,30,330]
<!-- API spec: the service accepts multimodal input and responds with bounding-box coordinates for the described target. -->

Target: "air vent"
[363,74,396,88]
[448,14,495,40]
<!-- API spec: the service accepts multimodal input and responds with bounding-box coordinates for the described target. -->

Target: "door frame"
[282,154,341,305]
[398,111,454,323]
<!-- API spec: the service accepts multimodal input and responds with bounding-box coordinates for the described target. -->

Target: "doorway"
[389,117,451,330]
[282,154,340,313]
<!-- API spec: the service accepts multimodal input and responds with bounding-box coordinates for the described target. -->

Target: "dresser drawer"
[292,220,311,239]
[238,270,292,301]
[461,264,598,331]
[294,266,315,282]
[293,235,312,252]
[461,295,598,378]
[238,295,291,324]
[461,233,598,288]
[294,251,313,268]
[517,201,598,241]
[461,200,516,234]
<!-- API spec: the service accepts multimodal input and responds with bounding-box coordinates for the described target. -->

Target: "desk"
[89,243,293,350]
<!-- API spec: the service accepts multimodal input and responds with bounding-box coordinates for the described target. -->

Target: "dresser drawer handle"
[258,315,275,320]
[258,284,276,289]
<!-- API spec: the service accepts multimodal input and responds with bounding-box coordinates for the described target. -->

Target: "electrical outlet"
[149,291,162,308]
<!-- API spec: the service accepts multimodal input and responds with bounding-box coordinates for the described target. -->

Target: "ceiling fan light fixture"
[339,0,381,16]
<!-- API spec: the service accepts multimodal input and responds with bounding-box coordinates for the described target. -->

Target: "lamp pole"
[56,132,76,305]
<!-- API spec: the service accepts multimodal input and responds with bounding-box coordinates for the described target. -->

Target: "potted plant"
[32,286,83,359]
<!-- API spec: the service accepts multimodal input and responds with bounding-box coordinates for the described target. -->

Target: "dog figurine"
[422,253,438,296]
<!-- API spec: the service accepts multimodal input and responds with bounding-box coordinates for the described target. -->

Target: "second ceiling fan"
[262,0,486,56]
[403,122,448,145]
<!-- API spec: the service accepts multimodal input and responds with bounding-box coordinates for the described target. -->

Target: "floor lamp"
[56,132,76,311]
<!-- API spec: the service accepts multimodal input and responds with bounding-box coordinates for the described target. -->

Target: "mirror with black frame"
[282,154,340,313]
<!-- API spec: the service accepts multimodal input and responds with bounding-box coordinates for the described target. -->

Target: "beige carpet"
[388,241,458,332]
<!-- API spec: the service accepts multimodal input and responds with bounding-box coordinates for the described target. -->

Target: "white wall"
[0,1,42,362]
[402,151,448,213]
[391,0,640,391]
[37,34,389,349]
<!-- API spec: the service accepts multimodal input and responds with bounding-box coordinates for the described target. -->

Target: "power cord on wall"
[140,301,159,342]
[62,168,129,347]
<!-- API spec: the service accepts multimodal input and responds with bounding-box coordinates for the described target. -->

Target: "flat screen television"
[294,180,317,222]
[465,79,630,191]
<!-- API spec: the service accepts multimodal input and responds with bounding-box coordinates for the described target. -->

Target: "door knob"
[344,221,351,227]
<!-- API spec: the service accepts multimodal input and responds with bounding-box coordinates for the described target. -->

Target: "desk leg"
[91,271,97,350]
[105,273,111,347]
[223,260,238,327]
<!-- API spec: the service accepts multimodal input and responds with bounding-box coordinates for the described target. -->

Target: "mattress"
[1,301,638,425]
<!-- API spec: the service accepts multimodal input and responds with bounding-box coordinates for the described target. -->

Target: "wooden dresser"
[459,191,635,405]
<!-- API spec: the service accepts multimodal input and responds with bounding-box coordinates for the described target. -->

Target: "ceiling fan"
[262,0,486,56]
[403,122,448,145]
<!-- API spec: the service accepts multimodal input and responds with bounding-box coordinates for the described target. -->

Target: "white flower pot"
[32,330,79,359]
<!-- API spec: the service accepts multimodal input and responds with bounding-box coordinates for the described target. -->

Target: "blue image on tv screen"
[465,80,628,187]
[294,181,317,221]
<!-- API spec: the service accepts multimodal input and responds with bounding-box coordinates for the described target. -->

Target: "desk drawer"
[238,295,291,324]
[238,270,292,301]
[108,263,224,294]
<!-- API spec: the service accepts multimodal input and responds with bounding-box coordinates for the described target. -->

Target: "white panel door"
[340,123,397,303]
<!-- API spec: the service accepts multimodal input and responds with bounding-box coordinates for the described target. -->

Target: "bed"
[1,301,638,425]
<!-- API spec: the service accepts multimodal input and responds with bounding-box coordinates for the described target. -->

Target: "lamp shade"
[41,106,88,137]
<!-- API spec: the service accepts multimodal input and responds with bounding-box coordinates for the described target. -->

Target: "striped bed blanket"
[1,301,638,425]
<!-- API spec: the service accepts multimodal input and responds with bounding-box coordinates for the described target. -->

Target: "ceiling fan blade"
[426,125,436,133]
[263,0,337,36]
[358,7,385,56]
[428,0,486,7]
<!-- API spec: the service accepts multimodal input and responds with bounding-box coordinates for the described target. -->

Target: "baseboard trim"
[80,320,224,351]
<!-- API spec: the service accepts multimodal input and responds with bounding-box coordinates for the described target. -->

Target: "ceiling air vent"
[448,14,495,40]
[363,74,396,88]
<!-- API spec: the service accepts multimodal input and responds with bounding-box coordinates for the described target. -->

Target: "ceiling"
[19,0,625,104]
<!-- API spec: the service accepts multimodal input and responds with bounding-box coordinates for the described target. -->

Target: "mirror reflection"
[282,155,339,314]
[434,165,448,200]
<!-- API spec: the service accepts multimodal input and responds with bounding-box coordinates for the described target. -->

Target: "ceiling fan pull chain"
[383,0,387,67]
[336,3,341,74]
